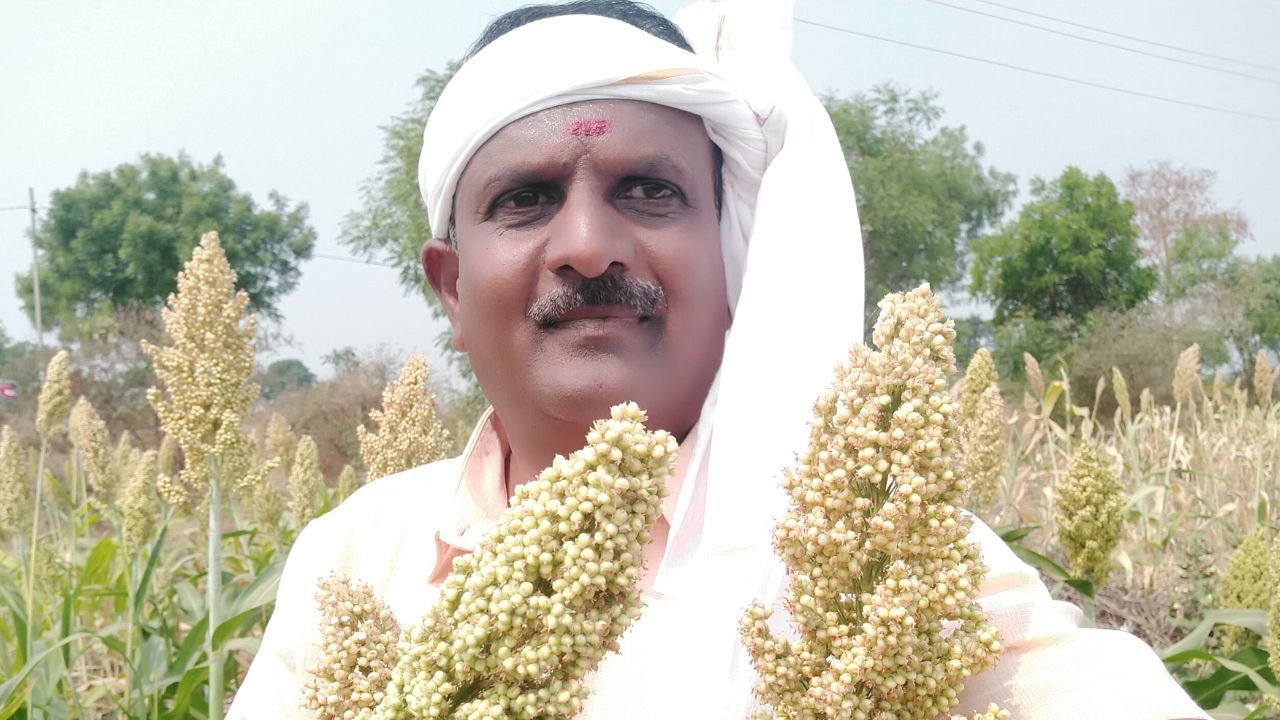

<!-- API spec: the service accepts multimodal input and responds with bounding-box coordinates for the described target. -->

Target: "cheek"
[456,238,532,331]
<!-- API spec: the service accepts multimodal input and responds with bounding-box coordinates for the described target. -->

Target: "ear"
[422,238,467,352]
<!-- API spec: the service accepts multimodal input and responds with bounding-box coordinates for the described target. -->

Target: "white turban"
[419,2,864,711]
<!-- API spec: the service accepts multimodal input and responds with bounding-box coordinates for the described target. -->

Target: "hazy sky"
[2,1,1277,383]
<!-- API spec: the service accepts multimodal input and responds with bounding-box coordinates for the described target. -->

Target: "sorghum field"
[2,234,1278,718]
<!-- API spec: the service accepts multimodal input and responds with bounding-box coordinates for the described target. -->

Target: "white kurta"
[230,413,1207,720]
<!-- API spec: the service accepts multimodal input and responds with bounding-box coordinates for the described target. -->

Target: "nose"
[543,186,635,280]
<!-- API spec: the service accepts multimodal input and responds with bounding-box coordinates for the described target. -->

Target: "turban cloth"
[419,2,865,713]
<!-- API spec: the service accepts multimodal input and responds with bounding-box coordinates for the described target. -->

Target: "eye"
[618,181,679,201]
[498,188,554,210]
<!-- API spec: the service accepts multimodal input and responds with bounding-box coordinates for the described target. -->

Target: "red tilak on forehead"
[565,118,612,137]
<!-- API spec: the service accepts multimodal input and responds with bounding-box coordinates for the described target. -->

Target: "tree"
[1122,160,1250,306]
[261,358,317,401]
[340,66,455,311]
[971,166,1156,328]
[16,152,316,336]
[826,85,1016,329]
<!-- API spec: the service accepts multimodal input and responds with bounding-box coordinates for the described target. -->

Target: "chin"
[536,363,670,429]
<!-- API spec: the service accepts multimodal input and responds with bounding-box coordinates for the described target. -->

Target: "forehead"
[461,99,712,181]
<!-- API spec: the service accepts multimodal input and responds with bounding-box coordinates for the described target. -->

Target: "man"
[231,2,1206,718]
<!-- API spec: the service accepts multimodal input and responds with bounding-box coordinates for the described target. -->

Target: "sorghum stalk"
[142,232,273,720]
[741,284,1004,720]
[27,349,70,668]
[209,456,225,720]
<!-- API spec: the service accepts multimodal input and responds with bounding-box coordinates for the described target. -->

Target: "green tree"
[261,358,317,401]
[971,166,1156,328]
[826,85,1015,329]
[340,66,455,310]
[16,152,316,336]
[1122,160,1250,306]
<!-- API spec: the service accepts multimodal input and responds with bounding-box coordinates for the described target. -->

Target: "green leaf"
[1181,645,1275,709]
[996,524,1039,543]
[1007,543,1071,581]
[1065,577,1096,601]
[0,632,93,718]
[225,561,282,618]
[134,524,169,619]
[1163,610,1268,661]
[79,537,117,589]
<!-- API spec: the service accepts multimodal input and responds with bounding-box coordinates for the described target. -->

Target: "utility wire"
[921,0,1279,86]
[314,251,396,268]
[968,0,1280,74]
[794,17,1280,124]
[0,204,29,212]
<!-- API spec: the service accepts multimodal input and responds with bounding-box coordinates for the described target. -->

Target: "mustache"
[528,274,666,327]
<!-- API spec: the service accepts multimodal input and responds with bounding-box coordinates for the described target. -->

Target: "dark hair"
[447,0,722,245]
[463,0,693,61]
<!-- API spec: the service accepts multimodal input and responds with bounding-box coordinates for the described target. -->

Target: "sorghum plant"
[288,435,321,526]
[302,574,401,719]
[141,231,275,720]
[309,402,674,719]
[1215,526,1272,653]
[1054,445,1125,587]
[336,464,359,502]
[960,347,997,423]
[741,284,1005,720]
[357,354,450,482]
[963,384,1006,509]
[1254,350,1275,409]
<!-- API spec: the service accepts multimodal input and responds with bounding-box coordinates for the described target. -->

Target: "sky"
[1,0,1277,383]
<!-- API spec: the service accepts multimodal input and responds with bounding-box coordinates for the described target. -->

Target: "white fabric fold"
[418,1,864,709]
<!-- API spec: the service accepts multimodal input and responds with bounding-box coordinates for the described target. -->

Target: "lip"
[551,304,650,325]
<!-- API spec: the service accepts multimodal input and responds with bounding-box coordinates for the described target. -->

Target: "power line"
[794,17,1280,124]
[0,204,30,212]
[921,0,1280,86]
[314,252,397,269]
[968,0,1280,74]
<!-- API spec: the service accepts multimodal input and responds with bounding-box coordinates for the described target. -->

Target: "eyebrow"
[477,152,692,194]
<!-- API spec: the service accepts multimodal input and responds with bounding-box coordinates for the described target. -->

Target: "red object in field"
[0,381,17,400]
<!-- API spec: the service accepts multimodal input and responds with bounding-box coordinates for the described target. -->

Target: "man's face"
[427,99,729,438]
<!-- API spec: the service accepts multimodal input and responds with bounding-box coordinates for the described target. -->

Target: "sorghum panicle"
[1254,350,1275,409]
[960,348,997,423]
[288,435,321,526]
[336,464,359,502]
[1111,367,1131,423]
[69,396,112,498]
[141,232,271,502]
[357,355,450,482]
[0,426,31,537]
[264,412,297,477]
[742,284,1004,720]
[121,450,160,554]
[302,574,402,720]
[962,385,1006,508]
[351,402,674,719]
[1054,446,1125,586]
[1216,527,1272,654]
[1172,344,1201,407]
[1023,352,1044,410]
[36,350,71,438]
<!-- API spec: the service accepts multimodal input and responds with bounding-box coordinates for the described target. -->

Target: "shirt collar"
[440,406,693,548]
